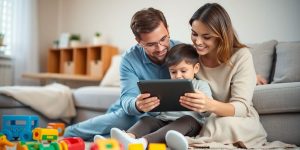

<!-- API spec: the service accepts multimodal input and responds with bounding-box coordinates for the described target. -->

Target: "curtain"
[0,0,13,55]
[11,0,39,85]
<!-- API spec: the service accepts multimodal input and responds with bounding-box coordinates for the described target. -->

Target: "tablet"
[137,79,194,112]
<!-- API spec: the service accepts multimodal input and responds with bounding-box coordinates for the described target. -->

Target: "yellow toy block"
[32,128,58,142]
[128,143,143,150]
[148,143,166,150]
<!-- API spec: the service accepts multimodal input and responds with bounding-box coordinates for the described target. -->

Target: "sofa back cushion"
[272,41,300,83]
[100,55,121,87]
[248,40,278,83]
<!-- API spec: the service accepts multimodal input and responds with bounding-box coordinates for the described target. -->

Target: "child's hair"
[165,43,199,67]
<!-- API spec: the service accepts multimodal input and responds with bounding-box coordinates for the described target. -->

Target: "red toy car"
[59,137,85,150]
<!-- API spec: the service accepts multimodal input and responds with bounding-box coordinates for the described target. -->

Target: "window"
[0,0,13,55]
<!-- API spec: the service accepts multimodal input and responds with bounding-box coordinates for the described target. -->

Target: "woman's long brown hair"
[189,3,246,64]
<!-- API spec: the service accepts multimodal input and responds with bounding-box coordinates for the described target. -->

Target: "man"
[64,7,179,141]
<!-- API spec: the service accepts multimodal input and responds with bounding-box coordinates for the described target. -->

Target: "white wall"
[38,0,59,72]
[53,0,300,52]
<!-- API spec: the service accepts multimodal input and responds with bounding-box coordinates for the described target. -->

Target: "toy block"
[0,134,14,150]
[148,143,166,150]
[91,138,122,150]
[17,141,60,150]
[128,143,143,150]
[47,123,65,136]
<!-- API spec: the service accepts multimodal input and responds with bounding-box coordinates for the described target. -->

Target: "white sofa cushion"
[100,55,121,87]
[73,86,120,110]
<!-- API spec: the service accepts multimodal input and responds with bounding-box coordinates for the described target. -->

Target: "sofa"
[1,40,299,146]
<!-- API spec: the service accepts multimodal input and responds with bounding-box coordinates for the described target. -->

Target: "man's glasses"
[140,35,170,50]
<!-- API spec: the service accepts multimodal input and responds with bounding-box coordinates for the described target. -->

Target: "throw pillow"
[100,55,121,87]
[272,41,300,83]
[248,40,278,83]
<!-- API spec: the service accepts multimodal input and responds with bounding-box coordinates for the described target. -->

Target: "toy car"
[1,115,39,141]
[59,137,85,150]
[32,128,58,142]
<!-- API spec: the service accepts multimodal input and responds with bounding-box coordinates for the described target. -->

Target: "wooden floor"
[5,142,299,150]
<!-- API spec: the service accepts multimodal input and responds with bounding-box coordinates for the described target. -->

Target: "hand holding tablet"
[137,79,195,112]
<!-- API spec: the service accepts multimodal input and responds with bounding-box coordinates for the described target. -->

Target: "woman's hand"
[136,93,160,112]
[256,74,268,85]
[179,90,212,113]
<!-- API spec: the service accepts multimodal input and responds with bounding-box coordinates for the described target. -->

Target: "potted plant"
[93,32,104,45]
[0,33,4,46]
[69,34,81,47]
[53,40,59,49]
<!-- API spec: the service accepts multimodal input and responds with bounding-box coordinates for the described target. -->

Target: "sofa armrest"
[253,82,300,114]
[73,86,120,110]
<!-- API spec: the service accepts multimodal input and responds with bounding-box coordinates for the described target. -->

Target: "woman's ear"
[193,63,200,73]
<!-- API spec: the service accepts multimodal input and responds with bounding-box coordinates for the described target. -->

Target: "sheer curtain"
[11,0,39,85]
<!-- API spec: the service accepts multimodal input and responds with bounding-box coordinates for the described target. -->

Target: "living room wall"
[38,0,300,72]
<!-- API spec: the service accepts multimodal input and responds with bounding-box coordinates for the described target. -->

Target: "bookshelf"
[23,45,118,86]
[47,44,118,79]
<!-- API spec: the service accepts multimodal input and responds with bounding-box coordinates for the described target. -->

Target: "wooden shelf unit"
[47,45,118,79]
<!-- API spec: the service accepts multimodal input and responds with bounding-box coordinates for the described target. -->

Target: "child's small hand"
[179,90,211,113]
[136,93,160,112]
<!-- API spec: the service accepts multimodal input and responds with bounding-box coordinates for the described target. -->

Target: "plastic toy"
[1,115,39,141]
[128,143,143,150]
[32,128,58,142]
[91,139,123,150]
[47,123,65,136]
[17,141,60,150]
[59,137,84,150]
[0,133,14,150]
[148,143,166,150]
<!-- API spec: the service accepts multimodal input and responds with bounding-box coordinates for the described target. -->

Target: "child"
[109,43,212,150]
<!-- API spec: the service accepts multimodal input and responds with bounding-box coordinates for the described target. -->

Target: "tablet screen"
[137,79,194,112]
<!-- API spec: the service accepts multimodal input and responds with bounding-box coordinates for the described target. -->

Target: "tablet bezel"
[137,79,194,112]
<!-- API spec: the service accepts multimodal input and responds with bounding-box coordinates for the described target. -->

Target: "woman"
[165,3,295,149]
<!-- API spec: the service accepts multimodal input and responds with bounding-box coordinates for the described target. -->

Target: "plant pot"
[93,37,105,45]
[70,40,81,47]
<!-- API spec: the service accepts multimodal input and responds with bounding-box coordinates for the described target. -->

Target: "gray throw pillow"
[248,40,278,82]
[272,41,300,83]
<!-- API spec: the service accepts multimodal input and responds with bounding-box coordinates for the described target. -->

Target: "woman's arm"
[181,49,256,117]
[180,91,235,116]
